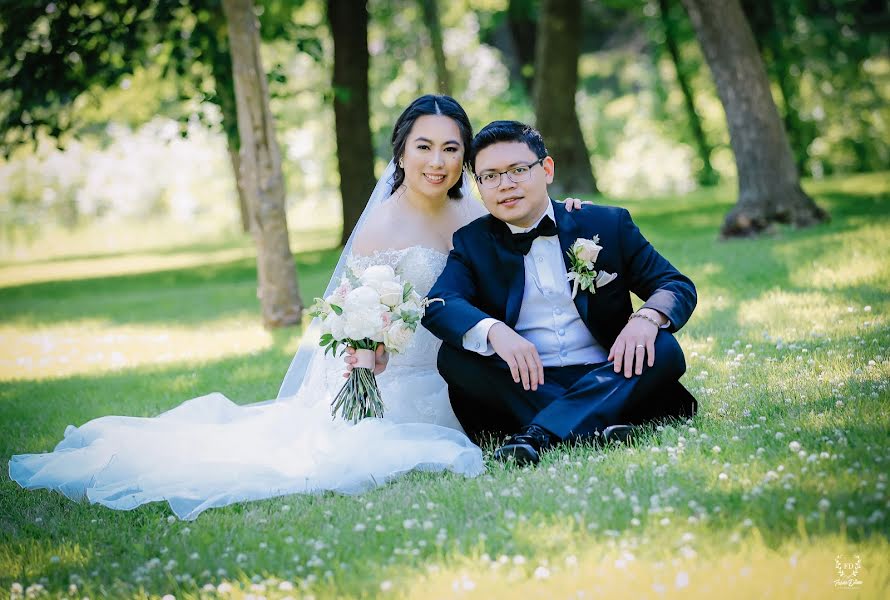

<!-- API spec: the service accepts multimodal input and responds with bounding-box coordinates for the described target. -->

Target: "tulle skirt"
[9,371,484,520]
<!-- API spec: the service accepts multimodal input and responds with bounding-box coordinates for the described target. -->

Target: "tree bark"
[418,0,451,95]
[226,145,251,232]
[327,0,376,246]
[533,0,598,197]
[213,33,251,233]
[740,0,813,176]
[681,0,827,237]
[658,0,718,186]
[222,0,302,327]
[508,0,537,95]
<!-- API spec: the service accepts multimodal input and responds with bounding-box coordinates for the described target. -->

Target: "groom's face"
[474,141,554,228]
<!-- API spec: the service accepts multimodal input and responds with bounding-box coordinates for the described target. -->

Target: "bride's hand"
[563,197,591,211]
[343,344,390,377]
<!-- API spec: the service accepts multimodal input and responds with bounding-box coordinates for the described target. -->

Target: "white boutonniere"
[565,236,617,299]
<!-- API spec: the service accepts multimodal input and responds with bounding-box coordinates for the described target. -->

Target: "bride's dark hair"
[390,95,473,199]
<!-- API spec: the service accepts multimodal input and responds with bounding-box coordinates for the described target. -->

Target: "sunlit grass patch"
[0,316,280,381]
[1,173,888,599]
[0,247,256,288]
[393,535,889,600]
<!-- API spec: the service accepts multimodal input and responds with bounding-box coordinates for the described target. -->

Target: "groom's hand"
[488,323,544,391]
[608,309,663,378]
[343,344,389,377]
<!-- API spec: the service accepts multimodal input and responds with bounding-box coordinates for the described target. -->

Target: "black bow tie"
[506,215,558,255]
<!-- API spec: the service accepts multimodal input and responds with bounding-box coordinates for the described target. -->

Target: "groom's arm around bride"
[422,120,697,463]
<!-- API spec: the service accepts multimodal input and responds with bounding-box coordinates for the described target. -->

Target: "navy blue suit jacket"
[422,200,696,353]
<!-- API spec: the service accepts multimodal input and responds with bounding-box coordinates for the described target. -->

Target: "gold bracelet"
[629,312,660,328]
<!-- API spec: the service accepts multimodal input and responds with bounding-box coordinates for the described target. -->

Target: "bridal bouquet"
[309,265,440,423]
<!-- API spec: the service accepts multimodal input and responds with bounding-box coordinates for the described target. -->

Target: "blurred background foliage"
[1,0,887,252]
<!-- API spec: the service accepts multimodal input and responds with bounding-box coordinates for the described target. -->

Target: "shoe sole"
[603,427,637,446]
[494,444,540,465]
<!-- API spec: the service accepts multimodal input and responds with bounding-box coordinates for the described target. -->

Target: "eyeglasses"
[475,158,546,189]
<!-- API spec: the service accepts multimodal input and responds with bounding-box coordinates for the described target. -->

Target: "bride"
[9,95,582,520]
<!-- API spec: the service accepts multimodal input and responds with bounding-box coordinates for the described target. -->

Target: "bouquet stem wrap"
[330,348,382,423]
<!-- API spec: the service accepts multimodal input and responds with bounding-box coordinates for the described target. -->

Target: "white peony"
[383,320,414,353]
[343,285,384,312]
[377,280,404,308]
[572,237,602,265]
[359,265,396,288]
[325,312,347,340]
[343,308,385,341]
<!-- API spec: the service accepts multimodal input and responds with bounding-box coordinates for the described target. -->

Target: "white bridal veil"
[9,161,484,520]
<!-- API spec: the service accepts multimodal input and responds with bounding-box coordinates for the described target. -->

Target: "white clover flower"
[789,441,802,452]
[675,572,690,588]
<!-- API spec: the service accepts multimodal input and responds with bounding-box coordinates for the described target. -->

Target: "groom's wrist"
[631,308,666,328]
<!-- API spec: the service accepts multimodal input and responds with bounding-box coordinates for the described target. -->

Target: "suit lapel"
[490,219,526,327]
[553,202,590,321]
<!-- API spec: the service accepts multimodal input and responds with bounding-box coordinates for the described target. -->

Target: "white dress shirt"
[462,204,608,367]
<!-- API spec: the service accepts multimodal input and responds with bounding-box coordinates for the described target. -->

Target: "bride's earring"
[398,158,404,169]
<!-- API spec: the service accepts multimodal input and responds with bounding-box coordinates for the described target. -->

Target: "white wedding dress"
[9,246,484,520]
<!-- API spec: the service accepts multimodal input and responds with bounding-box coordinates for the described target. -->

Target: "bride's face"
[400,115,465,201]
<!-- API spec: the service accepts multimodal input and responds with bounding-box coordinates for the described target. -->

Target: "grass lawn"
[1,173,888,599]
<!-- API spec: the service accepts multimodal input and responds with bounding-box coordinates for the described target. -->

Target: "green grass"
[1,173,889,599]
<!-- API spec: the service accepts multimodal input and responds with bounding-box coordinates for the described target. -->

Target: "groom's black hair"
[469,121,549,172]
[391,95,473,199]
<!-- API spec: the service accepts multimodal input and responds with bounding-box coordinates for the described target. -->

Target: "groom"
[422,121,698,464]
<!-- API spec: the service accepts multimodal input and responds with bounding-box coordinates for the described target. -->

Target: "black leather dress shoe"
[602,424,638,445]
[494,424,555,465]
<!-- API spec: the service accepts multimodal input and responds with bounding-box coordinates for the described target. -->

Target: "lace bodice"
[347,246,448,370]
[347,246,448,298]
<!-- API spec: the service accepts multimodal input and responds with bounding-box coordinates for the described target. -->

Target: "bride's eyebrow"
[413,136,462,146]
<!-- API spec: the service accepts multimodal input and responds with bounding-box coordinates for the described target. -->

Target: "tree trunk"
[202,8,251,232]
[215,41,251,233]
[226,145,251,232]
[658,0,718,186]
[222,0,302,327]
[418,0,451,95]
[508,0,537,95]
[327,0,376,246]
[681,0,828,237]
[740,0,814,176]
[533,0,598,197]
